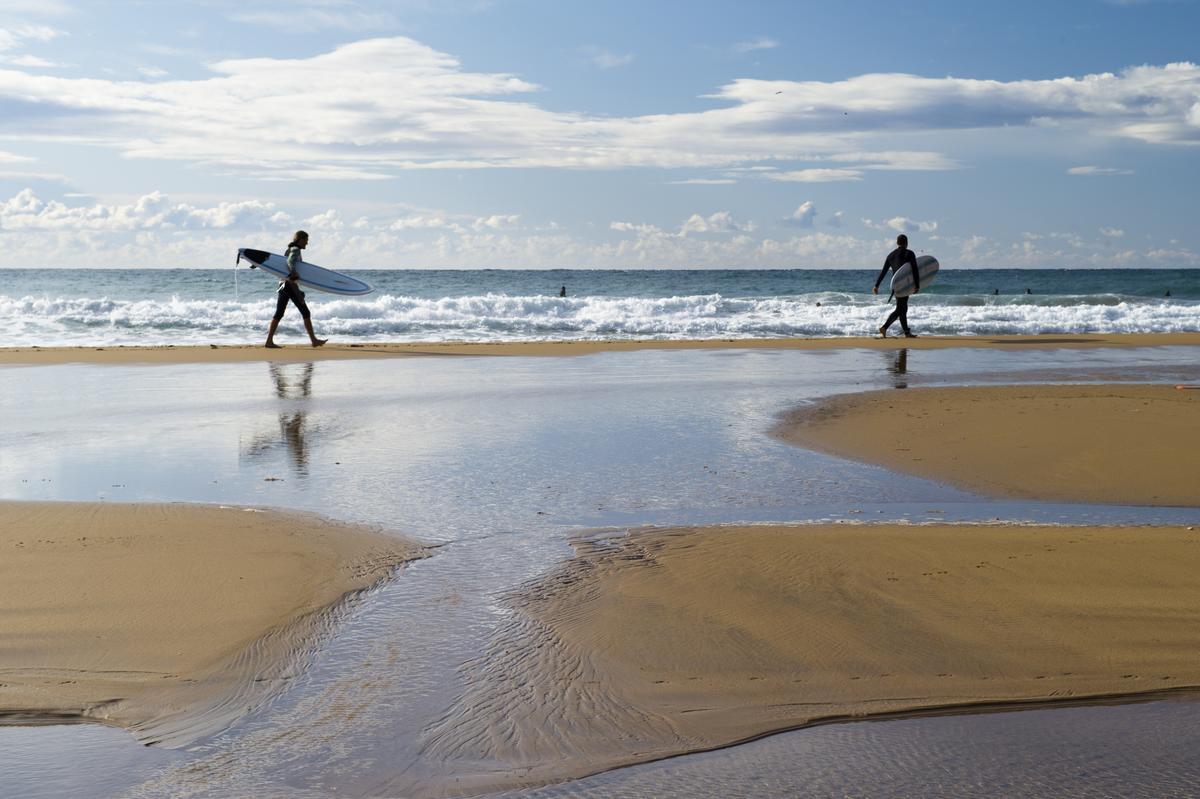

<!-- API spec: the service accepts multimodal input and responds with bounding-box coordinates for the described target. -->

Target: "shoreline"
[2,331,1200,365]
[0,502,424,746]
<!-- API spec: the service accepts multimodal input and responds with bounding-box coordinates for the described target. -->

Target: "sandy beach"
[775,383,1200,506]
[0,502,422,746]
[3,341,1200,797]
[2,331,1200,365]
[421,521,1200,789]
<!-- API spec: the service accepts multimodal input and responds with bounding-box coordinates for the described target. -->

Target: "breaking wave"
[1,290,1196,347]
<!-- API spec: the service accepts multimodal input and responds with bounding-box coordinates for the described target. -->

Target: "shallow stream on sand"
[1,344,1198,797]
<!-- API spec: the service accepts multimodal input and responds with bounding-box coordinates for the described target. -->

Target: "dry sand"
[2,332,1199,365]
[776,383,1200,507]
[419,522,1200,792]
[0,502,422,746]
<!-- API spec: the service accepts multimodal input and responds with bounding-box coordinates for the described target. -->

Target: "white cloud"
[3,54,62,68]
[610,220,665,236]
[472,214,520,230]
[0,188,290,231]
[0,190,1192,269]
[1100,226,1125,236]
[828,211,844,228]
[755,151,959,180]
[679,211,754,235]
[580,46,634,69]
[391,213,461,232]
[137,65,169,79]
[826,151,960,171]
[304,209,344,230]
[731,37,778,54]
[768,169,864,182]
[865,216,939,234]
[668,178,737,185]
[1068,165,1135,175]
[387,209,521,234]
[787,201,817,228]
[0,24,61,51]
[712,63,1200,146]
[0,37,1197,180]
[949,230,1199,268]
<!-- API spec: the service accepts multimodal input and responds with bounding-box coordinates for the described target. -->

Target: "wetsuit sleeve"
[874,256,891,291]
[908,250,920,292]
[285,246,300,278]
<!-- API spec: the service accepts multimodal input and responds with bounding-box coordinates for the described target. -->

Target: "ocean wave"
[1,292,1196,346]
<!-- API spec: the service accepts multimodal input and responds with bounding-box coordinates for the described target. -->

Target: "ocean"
[1,267,1197,347]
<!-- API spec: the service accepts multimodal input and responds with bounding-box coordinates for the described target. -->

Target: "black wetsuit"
[273,243,312,321]
[875,246,919,335]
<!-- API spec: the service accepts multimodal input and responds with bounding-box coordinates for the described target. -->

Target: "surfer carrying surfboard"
[872,233,919,338]
[265,230,328,349]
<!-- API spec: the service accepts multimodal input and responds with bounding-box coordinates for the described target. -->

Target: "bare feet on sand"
[265,342,282,349]
[877,326,888,338]
[311,339,328,348]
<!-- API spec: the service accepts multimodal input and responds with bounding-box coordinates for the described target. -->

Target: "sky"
[0,0,1198,269]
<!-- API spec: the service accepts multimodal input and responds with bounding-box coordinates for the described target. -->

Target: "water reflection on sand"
[1,345,1199,798]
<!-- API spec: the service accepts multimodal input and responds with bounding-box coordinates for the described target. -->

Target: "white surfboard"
[890,255,939,298]
[237,248,373,296]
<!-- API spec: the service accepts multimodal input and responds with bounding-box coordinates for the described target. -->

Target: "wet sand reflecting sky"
[1,345,1198,797]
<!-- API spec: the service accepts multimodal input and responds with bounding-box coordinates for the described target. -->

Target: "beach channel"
[1,336,1198,797]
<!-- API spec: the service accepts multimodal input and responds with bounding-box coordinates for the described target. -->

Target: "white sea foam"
[0,292,1195,347]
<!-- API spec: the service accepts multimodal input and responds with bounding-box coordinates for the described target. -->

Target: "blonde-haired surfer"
[265,230,328,349]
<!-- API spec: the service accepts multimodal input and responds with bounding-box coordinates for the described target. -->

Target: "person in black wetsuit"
[872,233,920,338]
[265,230,327,349]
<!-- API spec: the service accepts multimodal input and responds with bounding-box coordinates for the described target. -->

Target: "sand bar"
[0,502,422,746]
[420,522,1200,792]
[2,332,1200,365]
[776,383,1200,507]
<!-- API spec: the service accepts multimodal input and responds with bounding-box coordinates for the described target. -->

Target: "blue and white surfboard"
[890,255,939,298]
[237,248,373,296]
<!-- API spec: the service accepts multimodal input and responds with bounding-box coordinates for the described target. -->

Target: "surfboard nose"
[239,248,270,265]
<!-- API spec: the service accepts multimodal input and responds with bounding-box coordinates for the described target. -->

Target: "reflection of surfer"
[872,234,919,338]
[246,363,315,475]
[265,230,328,349]
[888,348,908,389]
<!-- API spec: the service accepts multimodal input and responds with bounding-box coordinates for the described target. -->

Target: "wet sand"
[775,383,1200,507]
[2,331,1200,365]
[0,502,422,746]
[421,522,1200,793]
[417,376,1200,792]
